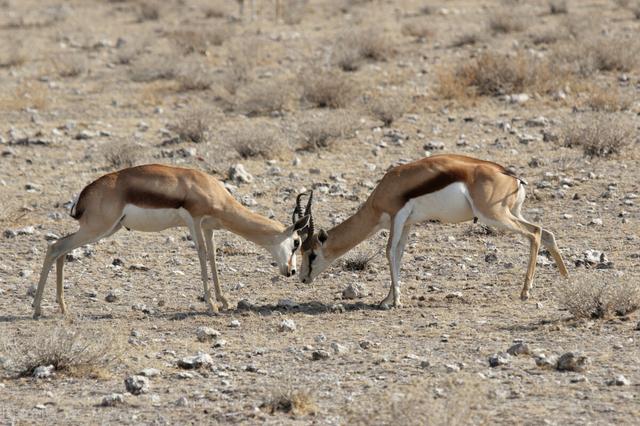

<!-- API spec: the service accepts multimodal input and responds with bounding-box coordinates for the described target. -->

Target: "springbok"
[297,154,569,309]
[32,164,310,318]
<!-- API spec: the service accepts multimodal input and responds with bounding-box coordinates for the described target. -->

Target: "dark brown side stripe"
[125,187,185,209]
[402,171,460,202]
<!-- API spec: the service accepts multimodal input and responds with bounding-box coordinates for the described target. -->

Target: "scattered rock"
[124,375,149,395]
[236,299,253,311]
[279,319,296,332]
[556,352,589,373]
[359,340,373,350]
[607,375,630,386]
[534,353,557,369]
[129,264,149,271]
[485,252,498,263]
[342,283,364,300]
[229,319,241,328]
[445,363,461,373]
[175,396,189,407]
[423,141,445,150]
[488,352,511,367]
[196,326,220,342]
[331,342,348,355]
[525,116,549,127]
[312,350,331,361]
[105,290,120,303]
[33,365,54,379]
[177,353,213,369]
[228,164,253,184]
[507,93,530,104]
[101,393,125,407]
[75,130,95,140]
[277,299,298,309]
[507,342,530,356]
[139,368,160,378]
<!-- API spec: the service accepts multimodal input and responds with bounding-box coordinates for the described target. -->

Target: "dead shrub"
[137,1,160,22]
[0,44,26,68]
[562,113,634,158]
[170,111,210,143]
[366,95,409,126]
[299,68,356,108]
[236,78,297,116]
[548,0,568,14]
[451,33,479,48]
[130,56,176,82]
[299,110,357,150]
[281,0,309,24]
[488,12,525,34]
[170,27,232,55]
[342,252,376,272]
[176,61,213,92]
[229,122,281,159]
[583,85,632,112]
[221,40,260,95]
[452,52,558,97]
[54,55,87,78]
[261,388,317,416]
[401,20,433,41]
[332,28,392,71]
[1,324,120,379]
[104,143,140,169]
[553,37,639,76]
[560,272,640,319]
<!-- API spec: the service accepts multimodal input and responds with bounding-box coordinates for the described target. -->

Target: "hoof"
[33,311,42,320]
[378,303,392,311]
[520,292,530,301]
[207,304,219,314]
[219,298,230,311]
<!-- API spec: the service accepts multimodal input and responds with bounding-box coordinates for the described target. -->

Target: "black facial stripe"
[307,252,316,278]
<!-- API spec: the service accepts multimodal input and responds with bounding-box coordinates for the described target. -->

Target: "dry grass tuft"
[137,1,160,22]
[451,33,479,48]
[560,272,640,319]
[299,110,358,150]
[170,27,232,55]
[54,55,87,78]
[332,27,392,71]
[130,56,176,82]
[0,44,27,69]
[299,68,356,108]
[549,0,568,14]
[104,143,141,169]
[401,20,433,41]
[366,95,409,126]
[236,77,297,116]
[1,323,120,379]
[343,252,376,272]
[170,111,210,143]
[437,52,561,99]
[583,85,632,112]
[229,122,282,159]
[488,12,525,34]
[562,113,635,158]
[553,37,639,76]
[175,61,213,92]
[281,0,309,25]
[261,388,317,416]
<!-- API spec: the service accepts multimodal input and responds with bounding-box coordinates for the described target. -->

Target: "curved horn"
[292,192,305,224]
[305,190,315,238]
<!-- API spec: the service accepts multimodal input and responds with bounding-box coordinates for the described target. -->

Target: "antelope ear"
[293,214,311,233]
[318,229,329,244]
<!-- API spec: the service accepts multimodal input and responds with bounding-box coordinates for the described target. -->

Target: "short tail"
[501,170,528,186]
[69,193,84,220]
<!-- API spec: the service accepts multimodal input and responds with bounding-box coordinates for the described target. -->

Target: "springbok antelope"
[237,0,281,22]
[32,164,310,318]
[297,154,569,309]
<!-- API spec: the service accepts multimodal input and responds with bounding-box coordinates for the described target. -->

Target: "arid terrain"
[0,0,639,424]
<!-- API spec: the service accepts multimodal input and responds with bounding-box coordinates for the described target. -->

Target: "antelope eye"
[309,252,317,263]
[293,239,300,249]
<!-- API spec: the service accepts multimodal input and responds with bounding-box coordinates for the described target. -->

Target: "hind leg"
[204,228,228,310]
[540,228,569,278]
[477,211,541,301]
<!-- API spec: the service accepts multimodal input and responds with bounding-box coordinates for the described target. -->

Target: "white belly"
[121,205,185,232]
[407,182,474,224]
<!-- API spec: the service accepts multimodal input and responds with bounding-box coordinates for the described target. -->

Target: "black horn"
[305,190,315,237]
[292,192,305,224]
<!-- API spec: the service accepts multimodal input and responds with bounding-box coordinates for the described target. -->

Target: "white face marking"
[270,231,301,277]
[407,182,474,224]
[121,205,184,232]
